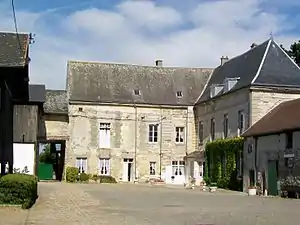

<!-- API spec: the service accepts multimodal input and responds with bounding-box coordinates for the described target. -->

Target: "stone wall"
[67,104,196,181]
[250,90,300,124]
[43,114,69,140]
[194,88,250,151]
[244,131,300,193]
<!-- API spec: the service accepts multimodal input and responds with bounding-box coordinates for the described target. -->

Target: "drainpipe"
[159,107,163,180]
[134,104,138,180]
[254,137,258,184]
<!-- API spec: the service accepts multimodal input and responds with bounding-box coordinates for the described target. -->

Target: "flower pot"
[248,188,257,196]
[209,186,217,192]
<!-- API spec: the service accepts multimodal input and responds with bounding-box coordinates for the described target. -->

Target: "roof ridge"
[67,60,213,70]
[250,39,272,84]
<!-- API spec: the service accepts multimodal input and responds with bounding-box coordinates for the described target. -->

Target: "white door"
[172,160,185,185]
[122,162,128,182]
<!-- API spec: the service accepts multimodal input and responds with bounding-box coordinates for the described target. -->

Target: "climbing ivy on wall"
[204,137,244,191]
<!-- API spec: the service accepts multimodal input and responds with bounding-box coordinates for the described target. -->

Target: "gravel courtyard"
[2,182,300,225]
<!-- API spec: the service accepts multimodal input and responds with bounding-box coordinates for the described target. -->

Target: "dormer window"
[176,91,183,98]
[134,89,140,95]
[210,84,223,98]
[223,77,240,93]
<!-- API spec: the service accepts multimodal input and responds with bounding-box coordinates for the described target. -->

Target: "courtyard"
[1,182,300,225]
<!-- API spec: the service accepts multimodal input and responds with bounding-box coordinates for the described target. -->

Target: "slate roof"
[196,39,300,104]
[242,98,300,137]
[44,90,68,114]
[67,61,213,106]
[0,32,29,67]
[29,84,46,103]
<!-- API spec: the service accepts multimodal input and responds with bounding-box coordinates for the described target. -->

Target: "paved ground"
[1,182,300,225]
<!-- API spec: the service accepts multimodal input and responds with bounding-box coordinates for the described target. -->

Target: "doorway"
[268,160,278,196]
[123,158,133,182]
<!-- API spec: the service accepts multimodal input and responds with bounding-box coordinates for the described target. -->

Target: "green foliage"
[39,144,56,164]
[99,175,117,183]
[92,174,99,182]
[79,173,89,182]
[0,174,38,209]
[281,41,300,66]
[66,167,79,183]
[205,137,243,191]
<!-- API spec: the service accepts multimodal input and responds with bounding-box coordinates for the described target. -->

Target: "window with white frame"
[148,124,158,143]
[76,157,87,173]
[99,158,110,175]
[99,123,111,148]
[198,121,204,145]
[238,110,245,135]
[223,114,228,138]
[171,160,185,176]
[149,162,156,175]
[210,118,215,141]
[175,127,185,143]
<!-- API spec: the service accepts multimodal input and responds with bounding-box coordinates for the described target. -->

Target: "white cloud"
[0,0,298,89]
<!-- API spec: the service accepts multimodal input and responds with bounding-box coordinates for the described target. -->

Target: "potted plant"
[248,185,257,196]
[209,182,218,192]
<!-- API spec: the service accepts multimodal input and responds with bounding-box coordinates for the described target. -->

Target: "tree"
[280,41,300,66]
[39,144,56,164]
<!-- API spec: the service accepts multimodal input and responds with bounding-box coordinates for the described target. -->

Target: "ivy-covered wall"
[204,137,244,191]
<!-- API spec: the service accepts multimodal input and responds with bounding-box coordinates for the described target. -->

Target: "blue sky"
[1,0,299,89]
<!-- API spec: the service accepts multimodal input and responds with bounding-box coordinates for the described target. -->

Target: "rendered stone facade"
[66,104,195,182]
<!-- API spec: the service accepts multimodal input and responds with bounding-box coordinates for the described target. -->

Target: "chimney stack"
[220,56,229,66]
[155,60,163,67]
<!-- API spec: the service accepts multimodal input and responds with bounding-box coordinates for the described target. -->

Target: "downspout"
[134,104,137,180]
[159,107,163,180]
[254,137,258,184]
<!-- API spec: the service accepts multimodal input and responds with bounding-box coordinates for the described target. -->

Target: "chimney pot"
[155,60,163,67]
[220,56,229,66]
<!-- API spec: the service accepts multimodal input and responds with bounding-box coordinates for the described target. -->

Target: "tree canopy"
[39,144,56,164]
[281,41,300,66]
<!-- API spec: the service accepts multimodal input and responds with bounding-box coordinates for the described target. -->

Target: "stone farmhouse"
[42,38,300,186]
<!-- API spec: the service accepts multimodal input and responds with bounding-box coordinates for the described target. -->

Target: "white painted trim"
[251,39,272,84]
[194,70,214,104]
[274,41,300,71]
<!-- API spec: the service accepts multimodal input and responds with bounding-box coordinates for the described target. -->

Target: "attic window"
[176,91,183,98]
[134,89,140,95]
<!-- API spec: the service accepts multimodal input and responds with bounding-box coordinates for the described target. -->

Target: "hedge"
[204,137,243,191]
[66,167,79,183]
[0,174,38,209]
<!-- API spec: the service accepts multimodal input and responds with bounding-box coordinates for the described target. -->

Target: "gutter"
[159,107,163,180]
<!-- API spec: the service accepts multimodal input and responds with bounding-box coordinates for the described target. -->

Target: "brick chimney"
[155,60,163,67]
[220,56,229,66]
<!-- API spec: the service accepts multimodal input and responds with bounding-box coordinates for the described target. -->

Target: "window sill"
[175,142,185,146]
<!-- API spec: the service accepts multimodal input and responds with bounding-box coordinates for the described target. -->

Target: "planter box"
[248,188,257,196]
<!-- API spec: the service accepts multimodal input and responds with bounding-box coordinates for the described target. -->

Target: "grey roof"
[67,61,213,106]
[29,84,46,103]
[44,90,68,114]
[196,39,300,104]
[0,32,29,67]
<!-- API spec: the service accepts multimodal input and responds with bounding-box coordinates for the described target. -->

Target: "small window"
[176,91,183,98]
[223,114,228,138]
[76,157,87,174]
[149,162,156,175]
[78,107,83,112]
[210,118,215,141]
[99,158,110,175]
[149,124,158,143]
[286,132,293,149]
[198,121,204,145]
[134,89,140,95]
[175,127,185,143]
[238,110,245,134]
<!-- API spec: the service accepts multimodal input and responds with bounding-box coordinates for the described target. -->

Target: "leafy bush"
[79,173,89,182]
[92,174,99,182]
[66,167,79,183]
[0,174,38,209]
[99,175,117,183]
[205,137,244,191]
